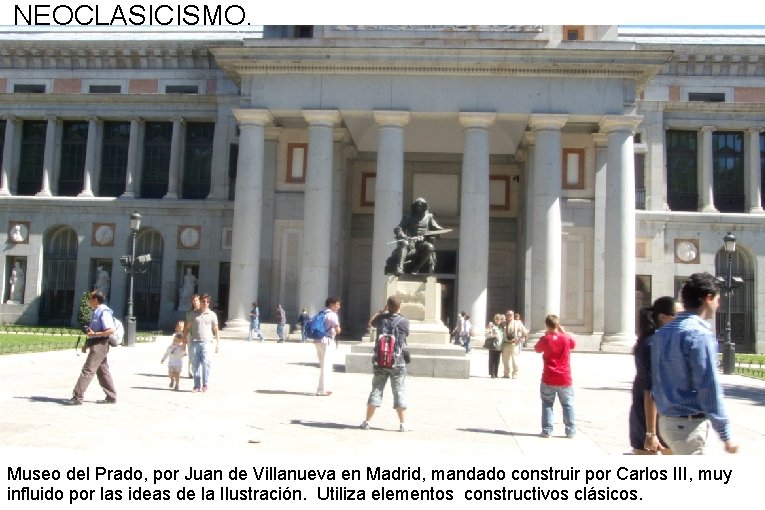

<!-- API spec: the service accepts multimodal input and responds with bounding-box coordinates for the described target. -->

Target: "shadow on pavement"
[290,419,358,430]
[25,396,72,405]
[459,427,538,437]
[723,383,765,407]
[256,389,316,397]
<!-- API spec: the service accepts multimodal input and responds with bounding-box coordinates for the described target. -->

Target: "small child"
[161,333,186,391]
[534,314,576,438]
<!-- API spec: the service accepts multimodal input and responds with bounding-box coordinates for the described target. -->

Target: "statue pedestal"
[345,275,470,378]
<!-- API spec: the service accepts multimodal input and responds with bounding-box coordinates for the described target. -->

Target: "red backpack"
[375,315,403,368]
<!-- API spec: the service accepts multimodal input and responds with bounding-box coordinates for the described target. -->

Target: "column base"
[35,190,52,197]
[0,189,10,196]
[600,333,635,353]
[77,190,94,198]
[749,207,765,214]
[701,205,719,213]
[119,192,136,199]
[163,193,178,200]
[223,318,250,337]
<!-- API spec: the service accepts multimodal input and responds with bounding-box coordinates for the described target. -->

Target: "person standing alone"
[65,290,117,405]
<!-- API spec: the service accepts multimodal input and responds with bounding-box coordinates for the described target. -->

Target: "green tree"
[77,291,91,328]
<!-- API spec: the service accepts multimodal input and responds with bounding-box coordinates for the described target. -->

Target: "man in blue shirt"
[651,272,738,455]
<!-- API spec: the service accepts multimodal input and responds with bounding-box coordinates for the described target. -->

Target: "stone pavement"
[1,337,764,458]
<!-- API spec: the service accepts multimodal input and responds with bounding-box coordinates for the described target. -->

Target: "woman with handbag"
[484,314,505,378]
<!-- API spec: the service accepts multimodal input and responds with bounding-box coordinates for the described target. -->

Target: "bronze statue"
[385,197,449,276]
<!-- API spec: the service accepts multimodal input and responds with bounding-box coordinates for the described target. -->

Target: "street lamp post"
[721,232,736,375]
[124,212,142,347]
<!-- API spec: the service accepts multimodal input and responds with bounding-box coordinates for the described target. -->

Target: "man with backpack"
[312,297,342,396]
[64,290,117,405]
[360,296,412,432]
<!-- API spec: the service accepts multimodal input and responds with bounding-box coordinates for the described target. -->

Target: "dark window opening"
[141,121,172,198]
[165,85,199,94]
[182,122,214,199]
[635,153,646,210]
[17,120,47,196]
[14,84,45,93]
[99,121,130,197]
[89,85,121,94]
[666,130,698,211]
[688,92,726,102]
[58,121,88,196]
[712,131,745,212]
[228,143,238,201]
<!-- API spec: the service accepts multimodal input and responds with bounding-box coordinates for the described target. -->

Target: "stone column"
[520,134,535,327]
[78,116,98,197]
[226,109,273,330]
[121,117,140,198]
[642,106,669,211]
[36,116,57,197]
[699,125,717,212]
[600,115,643,351]
[591,133,608,336]
[164,116,182,199]
[0,116,18,196]
[299,110,341,314]
[528,114,568,334]
[370,111,410,313]
[747,127,764,213]
[457,112,495,331]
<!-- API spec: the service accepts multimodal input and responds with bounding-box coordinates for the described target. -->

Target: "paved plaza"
[1,337,764,458]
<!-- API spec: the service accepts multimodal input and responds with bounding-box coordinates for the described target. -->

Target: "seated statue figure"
[385,197,445,276]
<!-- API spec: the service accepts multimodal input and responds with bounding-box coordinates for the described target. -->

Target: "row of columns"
[525,115,641,349]
[225,107,642,348]
[0,114,228,199]
[699,125,764,213]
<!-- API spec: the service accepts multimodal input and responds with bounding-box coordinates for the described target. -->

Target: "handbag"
[483,336,500,351]
[402,347,411,364]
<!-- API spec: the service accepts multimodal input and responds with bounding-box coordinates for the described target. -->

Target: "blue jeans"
[367,366,407,409]
[247,319,263,341]
[191,341,212,389]
[276,323,285,341]
[540,382,575,436]
[462,332,471,352]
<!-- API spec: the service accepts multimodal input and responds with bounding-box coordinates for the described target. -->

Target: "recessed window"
[688,92,726,102]
[13,84,45,93]
[562,25,584,41]
[89,85,121,94]
[562,148,585,190]
[360,172,375,207]
[286,143,308,183]
[165,85,199,94]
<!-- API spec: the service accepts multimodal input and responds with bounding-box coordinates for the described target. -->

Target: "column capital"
[599,115,643,134]
[592,133,609,147]
[522,131,536,146]
[171,115,184,124]
[233,108,274,127]
[45,114,59,123]
[373,110,411,128]
[459,112,496,129]
[699,125,716,134]
[303,109,341,127]
[529,114,568,132]
[2,115,18,123]
[747,126,764,134]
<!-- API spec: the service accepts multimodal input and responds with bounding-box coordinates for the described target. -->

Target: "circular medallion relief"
[9,223,28,243]
[94,225,114,246]
[675,240,698,263]
[180,227,200,248]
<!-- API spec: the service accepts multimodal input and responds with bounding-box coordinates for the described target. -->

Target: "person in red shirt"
[534,314,576,438]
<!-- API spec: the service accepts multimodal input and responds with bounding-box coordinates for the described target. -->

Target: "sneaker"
[540,431,550,438]
[360,421,370,430]
[202,385,208,392]
[169,381,174,388]
[63,398,82,406]
[96,398,117,404]
[192,388,200,393]
[566,433,576,439]
[399,423,413,432]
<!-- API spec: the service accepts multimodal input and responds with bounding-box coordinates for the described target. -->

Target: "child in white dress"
[161,334,186,390]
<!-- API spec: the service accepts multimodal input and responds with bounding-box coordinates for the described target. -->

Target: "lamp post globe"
[125,211,142,347]
[721,232,736,375]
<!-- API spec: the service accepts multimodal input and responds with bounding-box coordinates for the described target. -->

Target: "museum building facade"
[0,25,763,353]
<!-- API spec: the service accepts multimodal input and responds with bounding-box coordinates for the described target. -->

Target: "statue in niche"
[384,197,450,276]
[94,266,111,300]
[8,261,25,303]
[178,267,198,311]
